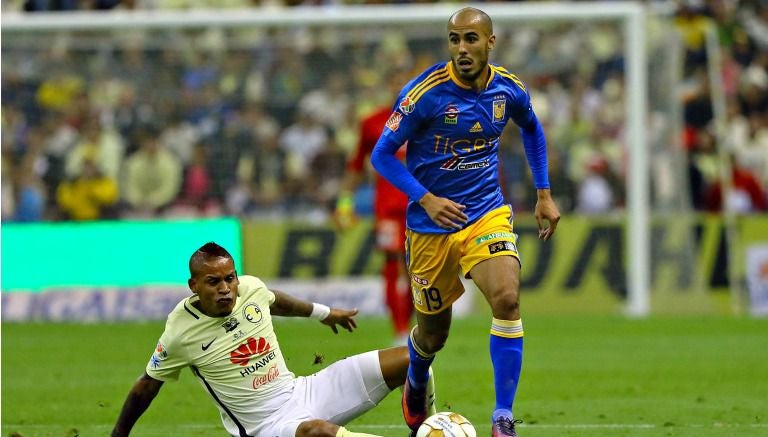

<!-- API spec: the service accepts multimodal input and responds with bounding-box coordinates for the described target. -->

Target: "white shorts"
[256,350,390,437]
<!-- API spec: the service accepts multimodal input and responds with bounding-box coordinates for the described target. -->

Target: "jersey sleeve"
[507,85,535,128]
[506,81,550,189]
[145,327,186,382]
[370,90,431,202]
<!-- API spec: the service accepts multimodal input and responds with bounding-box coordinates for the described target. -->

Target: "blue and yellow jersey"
[376,61,535,233]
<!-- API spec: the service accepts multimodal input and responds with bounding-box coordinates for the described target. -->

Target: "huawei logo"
[230,337,271,366]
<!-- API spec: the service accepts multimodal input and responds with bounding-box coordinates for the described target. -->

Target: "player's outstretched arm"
[270,290,359,334]
[111,373,164,436]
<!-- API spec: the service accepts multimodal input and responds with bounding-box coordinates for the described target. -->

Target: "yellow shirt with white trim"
[146,275,295,435]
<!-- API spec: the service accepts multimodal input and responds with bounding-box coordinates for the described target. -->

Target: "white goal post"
[1,2,651,317]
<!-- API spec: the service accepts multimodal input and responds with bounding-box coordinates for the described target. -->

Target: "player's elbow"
[370,146,386,171]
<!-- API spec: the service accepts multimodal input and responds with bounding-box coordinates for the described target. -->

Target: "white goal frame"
[2,2,651,317]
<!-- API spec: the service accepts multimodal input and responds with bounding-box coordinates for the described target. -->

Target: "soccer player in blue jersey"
[370,7,561,437]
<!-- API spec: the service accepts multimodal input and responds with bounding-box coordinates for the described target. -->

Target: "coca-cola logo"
[252,364,280,389]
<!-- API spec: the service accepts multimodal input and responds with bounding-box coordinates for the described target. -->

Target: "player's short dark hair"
[189,242,233,276]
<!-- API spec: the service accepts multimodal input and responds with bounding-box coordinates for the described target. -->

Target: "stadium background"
[2,0,768,435]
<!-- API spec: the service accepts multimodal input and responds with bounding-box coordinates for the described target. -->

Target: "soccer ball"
[416,412,477,437]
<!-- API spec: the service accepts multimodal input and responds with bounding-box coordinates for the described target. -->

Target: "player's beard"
[454,58,488,84]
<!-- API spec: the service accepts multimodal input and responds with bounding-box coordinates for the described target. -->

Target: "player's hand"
[321,308,359,334]
[418,192,468,230]
[534,189,560,240]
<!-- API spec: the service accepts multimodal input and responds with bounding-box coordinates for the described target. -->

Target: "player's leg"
[403,230,463,432]
[470,255,524,437]
[403,309,451,431]
[377,346,409,388]
[377,345,437,415]
[460,205,524,436]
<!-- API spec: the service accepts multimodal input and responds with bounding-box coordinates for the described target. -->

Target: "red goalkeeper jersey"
[348,106,408,218]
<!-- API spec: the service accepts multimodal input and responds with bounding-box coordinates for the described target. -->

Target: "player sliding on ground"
[111,242,435,437]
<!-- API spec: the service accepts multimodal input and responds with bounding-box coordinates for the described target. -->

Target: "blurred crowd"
[2,0,767,223]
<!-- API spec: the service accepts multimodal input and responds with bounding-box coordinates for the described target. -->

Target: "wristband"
[310,303,331,321]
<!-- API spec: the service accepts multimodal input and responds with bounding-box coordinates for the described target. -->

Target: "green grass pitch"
[3,314,767,436]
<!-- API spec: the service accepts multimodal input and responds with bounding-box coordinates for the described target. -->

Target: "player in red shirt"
[335,69,412,344]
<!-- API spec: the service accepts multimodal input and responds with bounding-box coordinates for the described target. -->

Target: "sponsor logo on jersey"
[398,96,415,114]
[252,364,280,389]
[475,232,516,244]
[488,241,517,254]
[239,350,277,377]
[412,274,429,286]
[221,317,239,333]
[242,303,263,325]
[440,156,491,171]
[493,98,506,123]
[230,336,271,367]
[470,122,483,133]
[444,104,459,124]
[385,112,403,132]
[432,134,499,155]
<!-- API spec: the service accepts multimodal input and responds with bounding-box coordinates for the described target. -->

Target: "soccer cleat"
[491,416,523,437]
[401,377,428,432]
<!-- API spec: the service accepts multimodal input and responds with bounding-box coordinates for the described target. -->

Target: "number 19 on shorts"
[412,286,443,312]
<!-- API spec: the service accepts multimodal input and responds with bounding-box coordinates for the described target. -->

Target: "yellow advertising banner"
[241,214,768,315]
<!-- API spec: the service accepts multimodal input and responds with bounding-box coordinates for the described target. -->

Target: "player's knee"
[491,290,520,317]
[418,330,449,354]
[296,420,338,437]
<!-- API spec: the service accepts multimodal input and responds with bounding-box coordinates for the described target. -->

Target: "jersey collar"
[447,61,495,91]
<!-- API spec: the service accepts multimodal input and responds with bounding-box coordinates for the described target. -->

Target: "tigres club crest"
[493,98,506,123]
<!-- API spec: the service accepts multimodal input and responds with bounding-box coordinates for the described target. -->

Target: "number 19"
[420,287,442,311]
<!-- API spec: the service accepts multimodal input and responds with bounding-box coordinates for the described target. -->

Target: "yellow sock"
[335,426,382,437]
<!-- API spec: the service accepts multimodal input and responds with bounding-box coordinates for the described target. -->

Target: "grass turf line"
[2,315,767,436]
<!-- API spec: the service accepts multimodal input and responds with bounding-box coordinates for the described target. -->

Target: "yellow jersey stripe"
[491,66,526,91]
[407,66,449,100]
[411,76,451,102]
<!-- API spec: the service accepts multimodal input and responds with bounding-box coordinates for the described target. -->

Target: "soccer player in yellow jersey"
[112,242,434,437]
